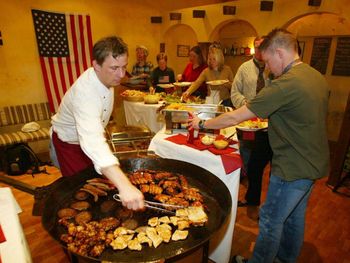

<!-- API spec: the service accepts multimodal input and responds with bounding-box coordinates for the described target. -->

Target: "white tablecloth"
[123,100,165,133]
[148,129,240,263]
[0,187,32,263]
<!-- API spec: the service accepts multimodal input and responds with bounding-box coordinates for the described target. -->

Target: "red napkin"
[166,134,242,174]
[165,134,209,150]
[208,146,236,155]
[221,153,242,174]
[0,224,6,243]
[165,134,188,145]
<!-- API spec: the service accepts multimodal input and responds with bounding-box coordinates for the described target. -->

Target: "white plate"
[206,79,229,86]
[130,75,143,80]
[236,122,268,131]
[173,81,191,87]
[157,83,174,89]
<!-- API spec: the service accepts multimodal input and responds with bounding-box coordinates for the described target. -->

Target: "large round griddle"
[41,158,232,262]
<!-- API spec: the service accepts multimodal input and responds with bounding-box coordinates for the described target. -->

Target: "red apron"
[52,131,94,177]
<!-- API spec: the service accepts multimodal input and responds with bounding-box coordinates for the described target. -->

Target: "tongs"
[112,194,185,215]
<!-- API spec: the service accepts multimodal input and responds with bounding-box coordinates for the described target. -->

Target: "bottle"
[230,45,234,56]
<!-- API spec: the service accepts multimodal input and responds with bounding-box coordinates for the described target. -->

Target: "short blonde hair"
[136,45,149,57]
[208,45,225,71]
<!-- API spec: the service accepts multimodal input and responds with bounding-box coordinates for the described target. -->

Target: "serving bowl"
[144,94,160,104]
[213,139,229,149]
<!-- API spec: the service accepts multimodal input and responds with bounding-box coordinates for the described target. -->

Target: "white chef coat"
[51,67,118,174]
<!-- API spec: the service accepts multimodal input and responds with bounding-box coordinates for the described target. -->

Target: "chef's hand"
[101,165,145,211]
[118,183,145,211]
[187,112,200,130]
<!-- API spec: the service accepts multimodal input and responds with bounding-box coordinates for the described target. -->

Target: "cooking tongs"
[113,194,185,215]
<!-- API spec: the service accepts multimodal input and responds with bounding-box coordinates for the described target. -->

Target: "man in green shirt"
[190,28,329,263]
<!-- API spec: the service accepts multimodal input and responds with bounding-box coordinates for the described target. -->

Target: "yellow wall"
[1,0,350,140]
[0,0,161,106]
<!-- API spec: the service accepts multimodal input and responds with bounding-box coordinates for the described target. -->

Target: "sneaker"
[231,255,248,263]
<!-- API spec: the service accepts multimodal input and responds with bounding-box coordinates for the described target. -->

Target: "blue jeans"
[248,175,314,263]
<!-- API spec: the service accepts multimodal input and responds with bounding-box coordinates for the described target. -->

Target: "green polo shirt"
[247,63,330,181]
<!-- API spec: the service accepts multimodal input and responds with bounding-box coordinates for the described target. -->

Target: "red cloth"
[0,224,6,243]
[52,131,94,177]
[165,134,208,150]
[242,131,256,140]
[221,153,242,174]
[166,134,242,174]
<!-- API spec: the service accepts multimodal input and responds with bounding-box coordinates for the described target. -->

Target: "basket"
[121,95,144,102]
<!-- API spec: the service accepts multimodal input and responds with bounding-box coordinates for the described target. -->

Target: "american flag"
[31,9,93,113]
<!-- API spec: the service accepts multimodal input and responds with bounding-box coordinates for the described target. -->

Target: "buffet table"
[123,100,165,133]
[148,128,241,263]
[0,187,32,263]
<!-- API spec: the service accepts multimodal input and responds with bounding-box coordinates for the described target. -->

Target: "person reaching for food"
[182,44,233,106]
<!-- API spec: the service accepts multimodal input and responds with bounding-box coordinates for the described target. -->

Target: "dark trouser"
[238,129,272,205]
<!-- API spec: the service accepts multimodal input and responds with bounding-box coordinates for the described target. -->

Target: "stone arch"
[209,19,258,75]
[209,19,258,43]
[163,24,198,75]
[283,11,350,36]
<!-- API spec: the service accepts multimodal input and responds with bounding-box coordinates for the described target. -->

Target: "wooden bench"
[0,102,52,147]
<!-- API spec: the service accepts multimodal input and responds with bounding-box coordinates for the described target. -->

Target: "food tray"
[121,95,144,102]
[106,123,153,141]
[162,104,227,134]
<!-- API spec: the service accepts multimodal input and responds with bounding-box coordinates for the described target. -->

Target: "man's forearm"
[101,164,133,190]
[204,105,256,129]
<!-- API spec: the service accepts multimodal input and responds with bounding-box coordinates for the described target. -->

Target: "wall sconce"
[0,31,3,46]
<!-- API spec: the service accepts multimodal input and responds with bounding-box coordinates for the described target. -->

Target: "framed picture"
[177,45,190,57]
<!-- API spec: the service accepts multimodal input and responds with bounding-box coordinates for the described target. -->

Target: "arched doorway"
[210,20,258,75]
[163,24,198,75]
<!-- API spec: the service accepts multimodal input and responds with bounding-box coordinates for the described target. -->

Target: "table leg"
[202,240,210,263]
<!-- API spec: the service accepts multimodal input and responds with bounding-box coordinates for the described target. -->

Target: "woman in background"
[131,45,153,80]
[150,53,175,93]
[183,44,233,106]
[179,46,208,98]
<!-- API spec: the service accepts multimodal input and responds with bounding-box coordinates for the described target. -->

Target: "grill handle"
[0,174,37,195]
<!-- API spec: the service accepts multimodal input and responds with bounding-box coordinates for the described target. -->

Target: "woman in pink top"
[180,46,208,98]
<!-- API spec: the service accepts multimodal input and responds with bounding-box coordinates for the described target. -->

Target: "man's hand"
[101,165,145,210]
[187,112,200,130]
[118,182,145,210]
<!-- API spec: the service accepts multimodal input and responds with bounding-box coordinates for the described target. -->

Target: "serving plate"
[206,80,229,86]
[173,82,191,87]
[236,119,268,131]
[157,83,174,89]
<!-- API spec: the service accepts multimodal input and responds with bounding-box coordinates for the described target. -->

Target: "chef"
[49,36,144,210]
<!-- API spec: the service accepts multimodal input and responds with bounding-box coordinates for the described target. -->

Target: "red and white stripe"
[39,14,93,113]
